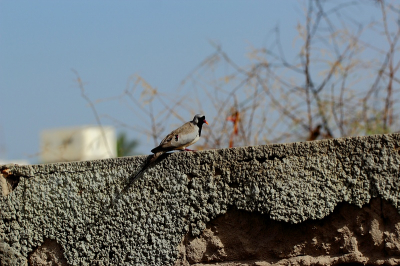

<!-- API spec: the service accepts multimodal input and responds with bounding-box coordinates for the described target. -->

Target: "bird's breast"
[173,133,199,149]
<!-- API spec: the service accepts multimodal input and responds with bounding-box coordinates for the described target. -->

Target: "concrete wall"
[1,134,400,265]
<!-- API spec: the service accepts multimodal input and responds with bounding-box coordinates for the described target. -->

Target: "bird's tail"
[106,152,164,211]
[123,152,163,190]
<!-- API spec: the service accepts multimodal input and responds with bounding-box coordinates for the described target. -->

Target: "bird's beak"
[204,120,209,125]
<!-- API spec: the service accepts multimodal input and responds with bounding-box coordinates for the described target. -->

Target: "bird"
[128,114,209,184]
[308,124,322,141]
[108,114,209,209]
[151,114,209,153]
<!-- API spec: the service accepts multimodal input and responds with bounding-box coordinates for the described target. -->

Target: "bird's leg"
[184,148,197,152]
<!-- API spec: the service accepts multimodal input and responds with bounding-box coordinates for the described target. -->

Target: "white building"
[40,126,116,163]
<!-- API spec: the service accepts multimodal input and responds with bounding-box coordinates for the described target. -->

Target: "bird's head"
[193,114,209,126]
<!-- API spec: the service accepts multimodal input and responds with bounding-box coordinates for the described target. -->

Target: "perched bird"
[128,114,209,184]
[308,124,322,141]
[151,114,209,153]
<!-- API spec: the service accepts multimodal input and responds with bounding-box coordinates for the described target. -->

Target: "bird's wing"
[151,122,198,153]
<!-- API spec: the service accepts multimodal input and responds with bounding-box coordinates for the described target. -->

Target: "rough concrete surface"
[1,134,400,265]
[176,198,400,266]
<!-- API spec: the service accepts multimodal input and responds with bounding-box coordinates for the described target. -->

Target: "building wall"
[1,134,400,265]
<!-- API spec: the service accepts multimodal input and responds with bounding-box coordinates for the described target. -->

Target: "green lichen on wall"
[1,134,400,265]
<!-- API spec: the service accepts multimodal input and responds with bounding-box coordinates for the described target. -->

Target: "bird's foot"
[184,148,197,152]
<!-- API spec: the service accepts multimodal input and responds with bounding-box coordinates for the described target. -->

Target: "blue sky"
[0,1,381,163]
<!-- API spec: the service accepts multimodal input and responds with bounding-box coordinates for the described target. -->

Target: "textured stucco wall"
[1,134,400,265]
